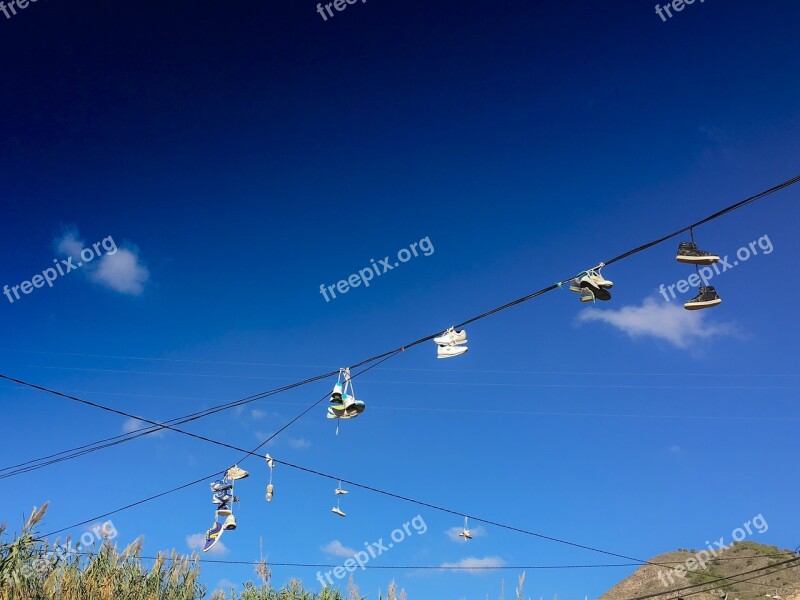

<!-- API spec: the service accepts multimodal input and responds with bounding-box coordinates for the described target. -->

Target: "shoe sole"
[580,281,612,294]
[581,283,611,301]
[676,256,720,265]
[684,298,722,310]
[437,348,469,359]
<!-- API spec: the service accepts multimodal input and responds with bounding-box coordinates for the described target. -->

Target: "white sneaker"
[331,506,346,517]
[582,270,613,290]
[437,344,468,359]
[265,454,275,470]
[335,486,348,495]
[222,514,237,531]
[266,483,274,502]
[459,529,472,540]
[434,328,467,346]
[226,465,249,481]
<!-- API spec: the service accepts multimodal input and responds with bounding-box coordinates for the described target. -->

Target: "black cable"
[19,174,800,545]
[624,556,800,600]
[663,560,800,600]
[5,174,799,480]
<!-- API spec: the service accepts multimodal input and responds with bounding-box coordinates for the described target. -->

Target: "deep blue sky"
[1,0,799,598]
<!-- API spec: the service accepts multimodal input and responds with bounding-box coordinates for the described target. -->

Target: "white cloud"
[251,409,267,419]
[440,556,506,575]
[89,247,149,295]
[286,437,311,449]
[55,229,84,258]
[122,417,164,437]
[187,532,228,556]
[53,228,149,296]
[446,525,488,542]
[577,297,737,349]
[669,445,682,454]
[321,540,356,558]
[256,432,310,450]
[215,578,238,592]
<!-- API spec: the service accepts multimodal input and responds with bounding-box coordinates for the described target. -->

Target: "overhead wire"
[4,174,797,556]
[0,175,800,472]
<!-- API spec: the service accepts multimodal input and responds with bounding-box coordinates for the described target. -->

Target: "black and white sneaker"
[684,286,721,310]
[676,242,720,265]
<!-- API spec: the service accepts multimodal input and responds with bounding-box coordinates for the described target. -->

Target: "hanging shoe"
[569,278,582,293]
[459,529,473,540]
[331,381,344,403]
[579,288,595,303]
[226,465,249,481]
[335,484,348,495]
[210,480,233,492]
[213,493,239,504]
[265,454,275,470]
[222,514,237,531]
[350,398,365,415]
[684,286,721,310]
[331,506,346,517]
[327,405,346,419]
[438,344,468,359]
[266,483,274,502]
[203,522,224,552]
[434,328,468,346]
[580,270,613,291]
[216,503,232,517]
[676,242,720,265]
[579,272,612,301]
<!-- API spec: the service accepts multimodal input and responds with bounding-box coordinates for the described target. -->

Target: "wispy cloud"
[577,297,737,349]
[251,409,267,419]
[321,540,356,558]
[255,432,311,449]
[89,246,149,294]
[122,417,165,437]
[440,556,505,574]
[446,525,487,542]
[54,227,149,296]
[187,532,228,556]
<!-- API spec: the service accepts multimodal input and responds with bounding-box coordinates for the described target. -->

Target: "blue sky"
[1,0,799,598]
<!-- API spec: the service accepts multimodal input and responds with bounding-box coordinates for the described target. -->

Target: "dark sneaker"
[210,480,232,493]
[203,522,223,552]
[676,242,720,265]
[684,286,721,310]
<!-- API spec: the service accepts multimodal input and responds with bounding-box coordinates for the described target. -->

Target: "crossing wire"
[5,174,798,554]
[4,173,799,480]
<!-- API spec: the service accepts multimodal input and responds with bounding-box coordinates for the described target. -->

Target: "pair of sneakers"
[332,483,348,517]
[327,393,365,419]
[676,242,722,310]
[435,327,468,358]
[569,269,613,302]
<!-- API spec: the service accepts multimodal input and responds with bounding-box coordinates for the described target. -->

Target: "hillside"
[601,542,800,600]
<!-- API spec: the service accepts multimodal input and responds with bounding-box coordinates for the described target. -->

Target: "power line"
[23,548,798,571]
[624,557,800,600]
[5,174,800,480]
[13,174,800,551]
